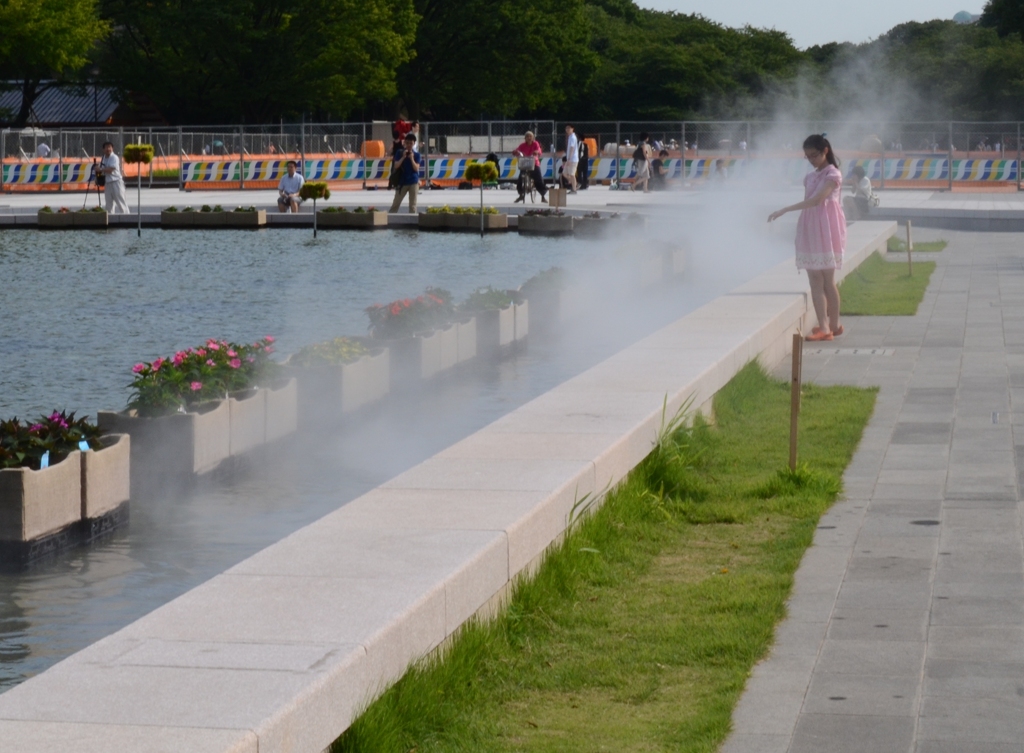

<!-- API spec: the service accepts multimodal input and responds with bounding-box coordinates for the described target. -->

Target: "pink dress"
[795,164,846,270]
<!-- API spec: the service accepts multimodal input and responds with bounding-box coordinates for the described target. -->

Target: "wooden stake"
[906,220,913,276]
[789,332,803,471]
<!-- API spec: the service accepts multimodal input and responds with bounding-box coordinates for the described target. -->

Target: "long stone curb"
[0,222,896,753]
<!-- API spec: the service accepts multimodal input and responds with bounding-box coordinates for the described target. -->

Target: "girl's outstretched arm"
[768,179,840,222]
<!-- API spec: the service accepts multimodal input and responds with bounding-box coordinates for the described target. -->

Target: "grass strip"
[331,362,876,753]
[887,236,947,253]
[839,251,935,315]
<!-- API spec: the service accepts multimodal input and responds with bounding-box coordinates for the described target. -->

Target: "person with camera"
[277,160,305,213]
[389,133,421,213]
[97,141,130,214]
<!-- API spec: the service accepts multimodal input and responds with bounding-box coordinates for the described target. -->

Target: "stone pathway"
[725,230,1024,752]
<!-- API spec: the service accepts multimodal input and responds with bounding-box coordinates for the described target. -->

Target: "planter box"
[98,399,231,492]
[229,389,266,456]
[385,328,457,384]
[38,212,74,228]
[288,349,390,425]
[222,210,267,228]
[474,306,515,355]
[0,452,82,543]
[518,214,574,235]
[73,211,108,228]
[455,316,477,363]
[572,217,612,238]
[436,324,459,375]
[317,211,388,229]
[523,289,583,334]
[192,212,224,228]
[513,300,529,342]
[161,211,194,227]
[264,378,298,444]
[417,213,449,230]
[449,214,508,232]
[81,434,130,521]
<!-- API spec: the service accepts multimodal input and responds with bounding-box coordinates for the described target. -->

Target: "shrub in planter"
[38,205,73,227]
[519,208,573,235]
[161,205,193,226]
[318,205,387,228]
[0,411,101,471]
[365,287,455,340]
[461,287,522,352]
[287,337,389,418]
[74,206,108,227]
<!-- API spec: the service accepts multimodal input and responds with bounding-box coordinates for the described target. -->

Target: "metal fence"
[5,120,1024,192]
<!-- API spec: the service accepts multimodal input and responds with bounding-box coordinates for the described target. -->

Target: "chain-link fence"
[6,120,1024,191]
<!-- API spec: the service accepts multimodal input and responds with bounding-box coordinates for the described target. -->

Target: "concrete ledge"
[0,222,897,751]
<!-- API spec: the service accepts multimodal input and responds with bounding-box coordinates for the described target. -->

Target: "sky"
[641,0,983,48]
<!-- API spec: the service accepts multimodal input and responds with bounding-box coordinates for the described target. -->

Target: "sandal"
[806,330,834,342]
[812,325,844,337]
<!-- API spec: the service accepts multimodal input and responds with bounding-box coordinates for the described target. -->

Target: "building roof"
[0,85,119,126]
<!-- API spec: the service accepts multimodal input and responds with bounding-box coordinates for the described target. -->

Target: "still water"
[0,222,792,692]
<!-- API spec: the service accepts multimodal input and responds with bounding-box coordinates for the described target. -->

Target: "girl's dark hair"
[803,134,840,168]
[851,165,866,179]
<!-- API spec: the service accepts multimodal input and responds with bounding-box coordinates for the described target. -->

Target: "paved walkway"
[724,229,1024,752]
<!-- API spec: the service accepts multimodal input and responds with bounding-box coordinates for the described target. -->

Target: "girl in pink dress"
[768,134,846,342]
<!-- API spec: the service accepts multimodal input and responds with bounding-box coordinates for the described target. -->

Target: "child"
[768,134,846,342]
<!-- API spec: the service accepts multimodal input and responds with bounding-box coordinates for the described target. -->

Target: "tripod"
[82,160,103,209]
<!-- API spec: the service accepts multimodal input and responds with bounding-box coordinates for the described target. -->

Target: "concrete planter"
[450,214,508,232]
[73,211,108,228]
[0,452,82,543]
[161,211,194,227]
[98,399,231,493]
[288,348,390,424]
[317,211,388,229]
[473,306,516,355]
[417,213,449,230]
[514,300,529,342]
[192,212,224,228]
[455,316,477,363]
[222,210,267,228]
[37,211,74,228]
[264,378,298,444]
[386,327,458,384]
[572,217,613,238]
[523,289,583,333]
[436,324,459,376]
[229,388,266,456]
[81,434,130,521]
[518,214,574,235]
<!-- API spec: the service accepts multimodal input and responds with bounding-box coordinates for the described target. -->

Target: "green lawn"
[331,363,877,753]
[839,251,935,315]
[887,236,948,253]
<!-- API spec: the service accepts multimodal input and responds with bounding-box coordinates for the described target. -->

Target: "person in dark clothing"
[576,136,590,189]
[389,134,421,213]
[650,149,670,190]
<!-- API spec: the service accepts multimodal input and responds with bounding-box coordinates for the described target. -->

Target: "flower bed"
[518,209,573,235]
[38,206,74,228]
[185,205,267,228]
[285,337,390,422]
[72,207,108,228]
[461,287,528,354]
[367,288,460,383]
[161,206,195,227]
[418,206,508,232]
[317,206,388,229]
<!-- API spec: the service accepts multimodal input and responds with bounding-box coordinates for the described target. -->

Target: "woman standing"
[768,134,846,342]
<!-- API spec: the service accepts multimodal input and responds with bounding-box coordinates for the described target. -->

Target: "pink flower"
[47,412,68,429]
[206,359,215,366]
[132,363,146,373]
[197,348,207,357]
[190,381,202,391]
[152,357,165,371]
[227,349,237,357]
[246,356,255,363]
[208,342,220,351]
[29,423,44,433]
[264,336,275,343]
[229,358,241,369]
[172,352,185,367]
[264,346,275,354]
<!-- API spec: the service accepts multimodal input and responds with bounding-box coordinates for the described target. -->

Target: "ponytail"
[803,134,840,168]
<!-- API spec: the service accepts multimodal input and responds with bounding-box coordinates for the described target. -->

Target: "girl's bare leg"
[807,270,830,333]
[822,269,840,332]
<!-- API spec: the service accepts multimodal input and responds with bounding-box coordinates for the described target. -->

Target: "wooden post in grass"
[906,220,913,276]
[123,143,154,238]
[789,333,803,471]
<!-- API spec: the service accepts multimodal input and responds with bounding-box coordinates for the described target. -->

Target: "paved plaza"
[726,229,1024,752]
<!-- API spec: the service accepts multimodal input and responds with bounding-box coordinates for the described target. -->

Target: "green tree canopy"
[395,0,596,119]
[100,0,417,124]
[0,0,109,126]
[980,0,1024,37]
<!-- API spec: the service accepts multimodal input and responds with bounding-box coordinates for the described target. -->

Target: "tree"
[0,0,109,126]
[980,0,1024,37]
[395,0,596,118]
[100,0,417,123]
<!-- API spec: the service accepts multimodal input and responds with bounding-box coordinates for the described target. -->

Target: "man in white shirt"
[277,160,305,213]
[563,124,579,194]
[36,143,51,158]
[97,141,130,214]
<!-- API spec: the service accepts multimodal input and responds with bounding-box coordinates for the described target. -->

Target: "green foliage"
[99,0,417,123]
[520,266,568,293]
[0,411,101,470]
[127,337,278,417]
[300,181,331,201]
[424,205,498,214]
[0,0,109,126]
[365,287,455,339]
[331,363,877,752]
[122,143,154,164]
[838,251,936,315]
[463,161,499,182]
[290,337,369,367]
[460,286,519,312]
[887,236,948,252]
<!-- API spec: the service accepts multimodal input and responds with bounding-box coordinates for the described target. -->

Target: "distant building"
[0,84,166,128]
[953,10,981,23]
